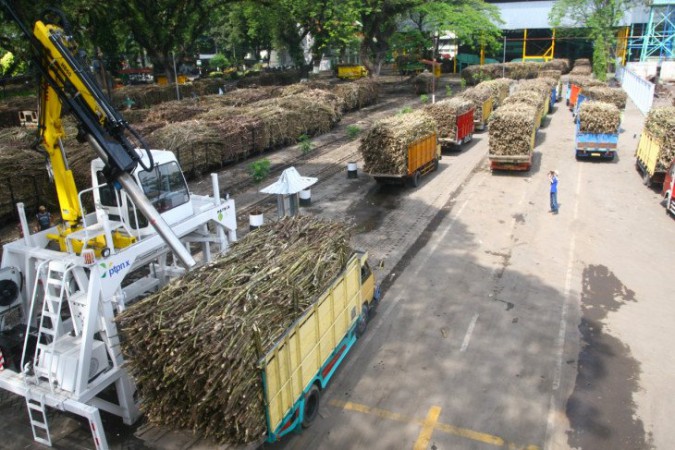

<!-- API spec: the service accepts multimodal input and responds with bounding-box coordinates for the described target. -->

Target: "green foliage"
[298,134,313,154]
[346,125,361,139]
[549,0,637,76]
[398,106,413,116]
[460,78,467,89]
[249,159,271,183]
[445,84,453,97]
[208,71,225,78]
[420,94,429,103]
[210,53,230,71]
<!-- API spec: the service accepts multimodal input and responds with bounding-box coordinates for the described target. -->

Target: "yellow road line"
[329,399,540,450]
[414,406,442,450]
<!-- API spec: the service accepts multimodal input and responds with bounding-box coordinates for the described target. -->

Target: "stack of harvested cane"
[581,86,627,110]
[571,58,592,75]
[578,101,621,134]
[424,97,473,140]
[360,110,437,175]
[488,103,538,156]
[117,216,353,445]
[414,72,435,95]
[644,106,675,170]
[476,79,513,108]
[461,86,493,116]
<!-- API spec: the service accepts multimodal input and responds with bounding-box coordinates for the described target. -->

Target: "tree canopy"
[549,0,637,80]
[2,0,504,79]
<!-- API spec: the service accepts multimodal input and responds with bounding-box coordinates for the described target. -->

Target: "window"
[138,162,189,214]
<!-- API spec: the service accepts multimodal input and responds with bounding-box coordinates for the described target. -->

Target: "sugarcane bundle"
[424,97,473,140]
[360,110,437,175]
[518,79,553,99]
[582,86,627,110]
[117,215,353,445]
[539,70,562,81]
[564,75,606,89]
[121,108,150,124]
[461,86,493,113]
[503,90,546,116]
[414,72,435,94]
[503,62,541,80]
[0,120,94,223]
[570,59,592,76]
[542,59,570,74]
[461,64,502,85]
[488,103,537,156]
[578,101,620,134]
[644,106,675,170]
[332,78,379,111]
[476,79,513,107]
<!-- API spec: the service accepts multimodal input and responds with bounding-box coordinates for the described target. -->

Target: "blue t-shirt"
[550,176,558,193]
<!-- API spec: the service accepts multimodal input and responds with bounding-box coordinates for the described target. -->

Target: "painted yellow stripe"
[329,399,540,450]
[414,406,442,450]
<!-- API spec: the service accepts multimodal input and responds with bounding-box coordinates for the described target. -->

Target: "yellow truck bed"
[260,252,376,441]
[475,97,494,130]
[407,133,439,175]
[636,131,668,186]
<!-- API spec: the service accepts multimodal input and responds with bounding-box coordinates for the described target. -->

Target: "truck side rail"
[259,253,364,441]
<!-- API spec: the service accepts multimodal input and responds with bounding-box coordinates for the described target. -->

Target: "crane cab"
[91,149,193,237]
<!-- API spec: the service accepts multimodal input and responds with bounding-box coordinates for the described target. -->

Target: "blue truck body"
[574,121,619,160]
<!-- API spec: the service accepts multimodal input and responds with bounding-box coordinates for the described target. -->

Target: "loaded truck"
[636,130,672,187]
[438,108,475,147]
[575,120,619,160]
[261,250,378,441]
[369,133,441,187]
[488,132,535,171]
[0,5,240,449]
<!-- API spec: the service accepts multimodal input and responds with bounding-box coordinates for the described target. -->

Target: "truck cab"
[91,150,193,236]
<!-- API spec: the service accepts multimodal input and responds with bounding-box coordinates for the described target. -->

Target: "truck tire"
[355,304,369,338]
[666,192,673,216]
[432,158,439,172]
[410,170,421,188]
[643,171,652,187]
[302,385,320,428]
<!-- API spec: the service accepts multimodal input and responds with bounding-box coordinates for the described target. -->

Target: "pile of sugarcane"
[565,75,606,88]
[360,110,437,175]
[570,58,592,75]
[424,97,473,140]
[488,103,537,156]
[644,106,675,170]
[539,70,562,81]
[117,216,353,445]
[541,59,571,74]
[578,101,621,134]
[461,86,493,115]
[476,79,513,108]
[581,86,627,110]
[414,72,435,94]
[503,89,546,121]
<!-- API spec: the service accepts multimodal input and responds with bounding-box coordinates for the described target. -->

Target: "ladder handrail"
[21,258,51,374]
[39,261,77,391]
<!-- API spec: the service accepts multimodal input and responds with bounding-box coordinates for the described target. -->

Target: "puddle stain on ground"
[346,184,403,233]
[566,264,653,450]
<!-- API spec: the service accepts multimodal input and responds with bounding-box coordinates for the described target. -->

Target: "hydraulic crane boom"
[2,2,196,267]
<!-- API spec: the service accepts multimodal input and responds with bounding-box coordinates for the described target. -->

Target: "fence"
[615,65,655,115]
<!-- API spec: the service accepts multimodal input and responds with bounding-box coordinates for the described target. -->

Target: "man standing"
[35,205,52,231]
[549,170,559,214]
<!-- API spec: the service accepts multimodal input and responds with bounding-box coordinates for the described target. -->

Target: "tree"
[549,0,637,80]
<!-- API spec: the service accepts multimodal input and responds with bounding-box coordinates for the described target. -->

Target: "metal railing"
[615,65,655,115]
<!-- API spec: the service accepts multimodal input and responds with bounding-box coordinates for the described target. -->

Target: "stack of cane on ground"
[117,215,354,445]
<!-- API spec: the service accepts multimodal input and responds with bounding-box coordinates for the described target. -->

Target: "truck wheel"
[666,193,672,215]
[432,159,439,172]
[410,170,421,188]
[302,385,320,428]
[643,171,652,187]
[355,304,369,338]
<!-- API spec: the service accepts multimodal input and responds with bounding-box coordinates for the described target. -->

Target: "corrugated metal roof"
[494,1,650,30]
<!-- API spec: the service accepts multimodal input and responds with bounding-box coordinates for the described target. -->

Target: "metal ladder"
[33,260,73,385]
[25,390,51,446]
